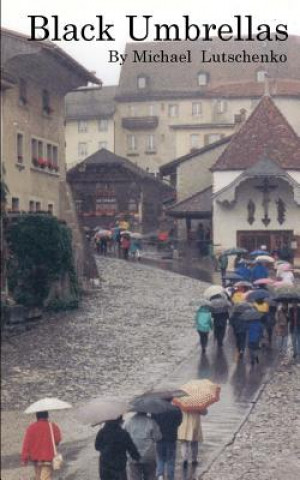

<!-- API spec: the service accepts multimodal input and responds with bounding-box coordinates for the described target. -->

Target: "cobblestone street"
[201,356,300,480]
[1,257,209,479]
[1,257,299,480]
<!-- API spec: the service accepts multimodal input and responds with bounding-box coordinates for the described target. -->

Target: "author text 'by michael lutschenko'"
[108,48,287,65]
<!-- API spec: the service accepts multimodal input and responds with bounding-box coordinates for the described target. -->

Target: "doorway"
[237,230,293,253]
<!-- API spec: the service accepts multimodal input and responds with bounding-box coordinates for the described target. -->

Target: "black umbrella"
[239,309,264,321]
[210,298,231,314]
[246,290,271,302]
[273,293,300,303]
[231,302,254,316]
[224,273,244,282]
[223,247,248,256]
[129,396,179,414]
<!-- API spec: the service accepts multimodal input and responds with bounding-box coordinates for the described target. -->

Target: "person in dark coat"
[230,308,248,358]
[95,417,140,480]
[212,311,229,348]
[247,317,264,366]
[152,407,182,480]
[251,262,269,282]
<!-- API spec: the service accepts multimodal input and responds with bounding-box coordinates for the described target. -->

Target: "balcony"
[122,116,159,130]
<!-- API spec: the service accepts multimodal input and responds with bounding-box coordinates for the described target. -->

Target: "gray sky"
[2,0,300,85]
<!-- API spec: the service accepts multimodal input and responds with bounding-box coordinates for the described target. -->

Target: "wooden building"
[67,148,174,232]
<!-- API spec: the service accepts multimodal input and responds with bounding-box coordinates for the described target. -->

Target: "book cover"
[1,1,300,479]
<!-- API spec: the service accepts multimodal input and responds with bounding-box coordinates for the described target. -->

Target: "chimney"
[234,108,247,131]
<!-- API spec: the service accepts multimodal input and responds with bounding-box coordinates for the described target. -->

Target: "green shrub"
[6,214,78,307]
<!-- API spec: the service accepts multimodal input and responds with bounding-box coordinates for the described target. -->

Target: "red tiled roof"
[212,96,300,170]
[205,79,300,98]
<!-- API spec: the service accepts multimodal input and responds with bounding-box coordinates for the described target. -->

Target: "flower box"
[38,157,47,168]
[53,165,59,172]
[47,160,54,170]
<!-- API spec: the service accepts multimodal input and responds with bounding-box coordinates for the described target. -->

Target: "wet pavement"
[0,254,286,480]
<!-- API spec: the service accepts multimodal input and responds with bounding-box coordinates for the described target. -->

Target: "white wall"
[213,177,300,249]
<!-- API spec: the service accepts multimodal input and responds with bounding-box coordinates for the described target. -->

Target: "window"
[17,133,24,163]
[98,119,108,131]
[47,144,52,163]
[53,146,58,168]
[75,200,83,213]
[215,99,227,114]
[127,135,137,152]
[204,133,222,145]
[168,104,179,117]
[192,102,202,116]
[31,138,38,165]
[137,75,147,89]
[190,134,200,149]
[78,121,88,132]
[78,142,88,158]
[146,135,156,152]
[35,202,41,212]
[42,89,51,115]
[128,105,137,116]
[197,72,209,86]
[19,78,27,105]
[48,204,54,214]
[29,201,35,212]
[256,70,267,83]
[149,104,156,116]
[99,141,108,150]
[12,197,19,212]
[37,141,43,159]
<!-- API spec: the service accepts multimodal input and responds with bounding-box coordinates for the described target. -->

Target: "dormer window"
[197,72,209,86]
[42,89,52,115]
[256,70,267,83]
[137,75,147,89]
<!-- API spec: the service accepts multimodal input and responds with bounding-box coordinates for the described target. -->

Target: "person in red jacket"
[21,411,61,480]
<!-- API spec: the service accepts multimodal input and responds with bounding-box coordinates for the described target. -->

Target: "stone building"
[115,36,300,173]
[1,27,100,216]
[67,148,174,232]
[65,86,116,169]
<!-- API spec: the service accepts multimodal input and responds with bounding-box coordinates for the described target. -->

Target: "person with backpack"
[195,305,213,354]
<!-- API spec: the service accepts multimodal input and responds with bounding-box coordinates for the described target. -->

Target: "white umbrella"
[25,397,72,414]
[203,285,225,300]
[255,255,274,263]
[131,232,143,239]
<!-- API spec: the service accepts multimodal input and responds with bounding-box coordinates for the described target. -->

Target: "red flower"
[38,157,47,168]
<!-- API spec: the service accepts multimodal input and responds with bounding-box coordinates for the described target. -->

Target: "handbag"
[49,422,63,471]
